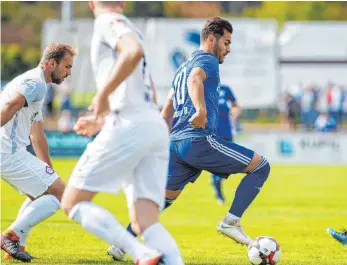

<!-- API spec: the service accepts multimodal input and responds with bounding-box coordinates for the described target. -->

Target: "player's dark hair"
[40,43,76,64]
[201,17,233,41]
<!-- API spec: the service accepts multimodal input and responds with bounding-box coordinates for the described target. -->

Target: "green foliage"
[125,1,164,17]
[1,44,40,81]
[242,1,347,27]
[1,1,59,80]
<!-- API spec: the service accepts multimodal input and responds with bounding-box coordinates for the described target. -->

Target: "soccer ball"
[247,236,281,265]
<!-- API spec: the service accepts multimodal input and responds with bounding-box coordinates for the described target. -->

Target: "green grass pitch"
[1,160,347,265]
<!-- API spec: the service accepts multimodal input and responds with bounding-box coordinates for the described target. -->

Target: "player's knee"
[166,189,182,200]
[47,177,65,201]
[131,216,158,236]
[130,199,159,235]
[60,199,72,215]
[251,157,271,180]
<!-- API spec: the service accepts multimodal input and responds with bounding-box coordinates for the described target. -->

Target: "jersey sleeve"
[16,79,46,105]
[34,110,44,122]
[99,17,133,49]
[193,55,218,80]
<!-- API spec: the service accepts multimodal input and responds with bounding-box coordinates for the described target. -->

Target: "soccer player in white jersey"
[61,2,184,265]
[0,43,76,262]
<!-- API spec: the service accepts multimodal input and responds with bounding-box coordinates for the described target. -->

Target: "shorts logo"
[46,166,55,175]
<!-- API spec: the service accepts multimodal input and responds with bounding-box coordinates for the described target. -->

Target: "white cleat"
[217,219,252,246]
[107,245,126,262]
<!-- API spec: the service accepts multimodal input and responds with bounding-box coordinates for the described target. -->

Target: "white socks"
[10,195,60,239]
[142,223,184,265]
[16,197,33,246]
[17,197,33,217]
[224,212,240,224]
[69,201,154,262]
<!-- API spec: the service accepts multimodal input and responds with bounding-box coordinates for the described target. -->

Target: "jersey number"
[173,66,187,105]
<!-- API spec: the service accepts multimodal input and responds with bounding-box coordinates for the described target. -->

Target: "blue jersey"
[170,50,220,140]
[217,85,236,137]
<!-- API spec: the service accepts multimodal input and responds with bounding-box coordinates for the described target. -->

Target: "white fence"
[42,19,347,108]
[237,133,347,165]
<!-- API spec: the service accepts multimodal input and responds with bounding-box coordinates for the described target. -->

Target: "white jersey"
[91,12,158,116]
[0,67,47,154]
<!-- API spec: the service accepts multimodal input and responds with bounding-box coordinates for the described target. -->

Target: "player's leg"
[7,139,38,255]
[4,197,32,260]
[125,137,185,265]
[62,187,162,263]
[62,123,164,264]
[214,138,269,245]
[123,138,201,233]
[211,174,225,204]
[1,150,64,262]
[327,228,347,245]
[216,151,268,245]
[4,141,37,260]
[185,135,270,245]
[210,136,233,204]
[108,138,199,262]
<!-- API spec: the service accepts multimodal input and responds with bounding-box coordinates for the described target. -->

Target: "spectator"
[315,111,337,132]
[278,92,289,128]
[301,85,318,130]
[58,110,75,133]
[286,91,301,131]
[328,85,344,127]
[58,79,73,112]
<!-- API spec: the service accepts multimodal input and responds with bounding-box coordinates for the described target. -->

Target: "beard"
[213,42,224,64]
[51,70,63,84]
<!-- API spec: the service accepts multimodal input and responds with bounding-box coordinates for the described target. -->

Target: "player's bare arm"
[188,67,208,128]
[0,92,26,127]
[161,97,174,131]
[30,120,53,167]
[231,102,241,119]
[91,33,144,119]
[150,77,158,105]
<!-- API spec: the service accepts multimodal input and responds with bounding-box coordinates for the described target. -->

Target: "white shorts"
[68,114,169,210]
[1,149,59,198]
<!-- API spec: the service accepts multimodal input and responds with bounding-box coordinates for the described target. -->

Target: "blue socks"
[211,175,225,202]
[229,157,270,217]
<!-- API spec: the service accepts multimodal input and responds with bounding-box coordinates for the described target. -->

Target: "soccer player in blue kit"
[108,17,271,261]
[211,84,241,205]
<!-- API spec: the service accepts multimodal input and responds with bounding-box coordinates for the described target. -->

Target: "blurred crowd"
[278,82,346,132]
[4,80,345,134]
[42,80,76,133]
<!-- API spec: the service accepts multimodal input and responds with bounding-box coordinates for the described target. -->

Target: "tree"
[242,1,347,27]
[163,2,221,18]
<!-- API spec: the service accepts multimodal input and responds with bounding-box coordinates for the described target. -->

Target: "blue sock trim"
[249,157,268,173]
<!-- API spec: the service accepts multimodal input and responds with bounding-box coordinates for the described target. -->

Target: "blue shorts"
[167,135,254,190]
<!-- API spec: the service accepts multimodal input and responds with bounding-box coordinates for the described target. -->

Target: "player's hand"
[74,115,101,137]
[89,93,110,119]
[189,109,207,129]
